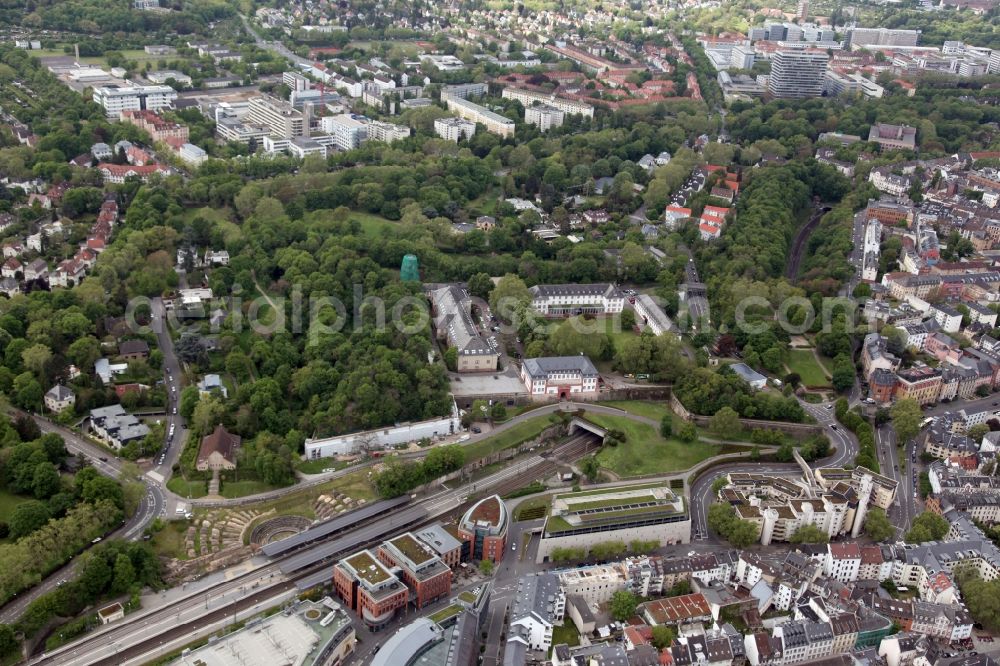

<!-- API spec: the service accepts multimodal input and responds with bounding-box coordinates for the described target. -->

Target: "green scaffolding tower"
[400,254,420,282]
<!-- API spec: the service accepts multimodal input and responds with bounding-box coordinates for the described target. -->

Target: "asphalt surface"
[689,397,858,540]
[0,301,184,625]
[150,298,188,482]
[0,416,167,624]
[240,14,314,69]
[28,429,594,665]
[876,424,920,536]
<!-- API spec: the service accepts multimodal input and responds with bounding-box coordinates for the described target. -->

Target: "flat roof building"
[171,599,355,666]
[93,84,177,118]
[443,96,515,138]
[525,104,565,132]
[501,87,595,118]
[245,94,306,139]
[537,482,690,563]
[435,117,477,142]
[333,549,408,631]
[768,50,829,98]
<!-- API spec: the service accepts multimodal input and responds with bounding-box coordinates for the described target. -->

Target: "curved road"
[689,397,859,540]
[0,299,184,624]
[0,415,168,624]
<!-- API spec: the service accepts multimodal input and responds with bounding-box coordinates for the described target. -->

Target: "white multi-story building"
[731,45,756,70]
[440,82,489,101]
[216,118,269,145]
[434,117,476,142]
[282,71,311,91]
[245,95,306,139]
[506,573,565,654]
[521,356,600,398]
[525,104,564,132]
[869,168,913,197]
[824,70,885,98]
[92,85,177,118]
[824,543,862,583]
[633,294,674,336]
[321,114,368,151]
[443,97,515,138]
[366,120,410,144]
[500,87,595,119]
[529,283,625,316]
[862,219,882,281]
[846,27,920,48]
[768,50,829,98]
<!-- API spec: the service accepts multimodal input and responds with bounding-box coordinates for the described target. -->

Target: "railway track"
[34,433,602,665]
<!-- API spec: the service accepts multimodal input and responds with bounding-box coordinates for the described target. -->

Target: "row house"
[894,365,943,405]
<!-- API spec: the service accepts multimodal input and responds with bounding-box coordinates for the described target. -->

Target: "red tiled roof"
[197,424,242,466]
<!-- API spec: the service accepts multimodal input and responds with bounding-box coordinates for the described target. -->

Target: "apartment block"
[434,117,476,142]
[500,87,595,118]
[444,97,515,138]
[768,50,829,98]
[93,85,177,118]
[245,95,306,139]
[525,104,565,131]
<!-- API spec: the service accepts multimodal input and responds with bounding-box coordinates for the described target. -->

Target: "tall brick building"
[457,495,509,564]
[377,533,453,609]
[333,550,408,631]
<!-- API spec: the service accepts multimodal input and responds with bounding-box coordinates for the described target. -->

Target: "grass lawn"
[151,520,190,560]
[166,477,208,499]
[588,414,723,477]
[296,457,358,475]
[514,494,552,521]
[786,349,831,388]
[602,317,639,353]
[0,489,31,542]
[550,620,580,650]
[599,400,673,422]
[347,211,399,237]
[463,415,555,462]
[0,488,32,516]
[219,479,286,499]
